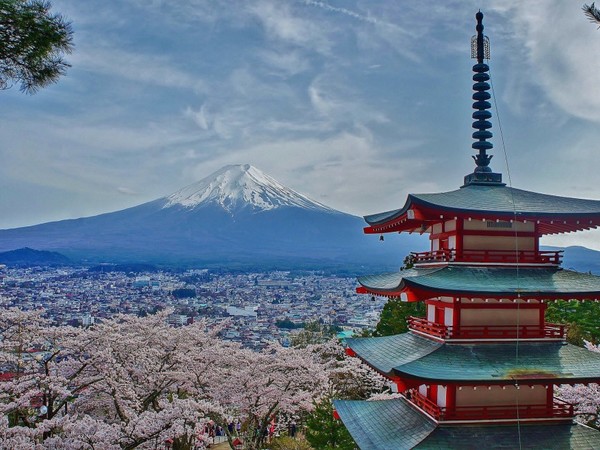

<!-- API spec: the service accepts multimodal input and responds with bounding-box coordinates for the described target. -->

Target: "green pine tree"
[546,300,600,344]
[373,298,425,337]
[0,0,73,93]
[305,396,356,450]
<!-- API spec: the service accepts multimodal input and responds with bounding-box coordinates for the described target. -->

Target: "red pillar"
[456,219,464,259]
[446,385,456,415]
[454,297,461,337]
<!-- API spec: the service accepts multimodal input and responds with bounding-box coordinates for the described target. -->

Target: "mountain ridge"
[0,165,423,270]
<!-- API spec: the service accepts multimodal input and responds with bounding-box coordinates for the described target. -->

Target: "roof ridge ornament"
[463,11,505,187]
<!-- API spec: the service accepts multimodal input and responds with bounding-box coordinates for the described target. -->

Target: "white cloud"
[248,0,333,54]
[302,1,378,25]
[117,187,140,195]
[185,105,211,131]
[73,46,207,93]
[489,0,600,123]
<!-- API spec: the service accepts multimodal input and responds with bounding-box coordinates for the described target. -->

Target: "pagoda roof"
[334,398,600,450]
[345,333,441,374]
[346,332,600,383]
[364,184,600,235]
[357,266,600,300]
[333,398,435,450]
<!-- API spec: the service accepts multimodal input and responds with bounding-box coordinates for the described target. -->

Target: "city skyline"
[2,1,600,250]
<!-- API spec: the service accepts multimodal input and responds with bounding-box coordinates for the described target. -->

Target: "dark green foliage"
[171,288,196,299]
[584,2,600,28]
[370,253,425,337]
[269,436,312,450]
[0,0,73,93]
[275,319,304,329]
[373,299,425,337]
[546,300,600,344]
[305,396,356,450]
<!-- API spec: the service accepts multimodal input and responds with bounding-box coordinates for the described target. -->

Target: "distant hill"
[557,246,600,275]
[0,165,426,271]
[0,247,71,267]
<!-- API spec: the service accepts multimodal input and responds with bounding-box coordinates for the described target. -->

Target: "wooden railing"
[408,316,566,340]
[411,249,563,265]
[409,390,574,421]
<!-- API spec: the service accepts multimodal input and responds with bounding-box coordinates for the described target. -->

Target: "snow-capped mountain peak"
[163,164,335,212]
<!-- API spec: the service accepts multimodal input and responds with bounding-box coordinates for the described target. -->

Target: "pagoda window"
[444,307,453,327]
[445,219,457,232]
[427,304,435,322]
[448,235,456,249]
[437,385,447,408]
[463,220,535,232]
[486,221,512,229]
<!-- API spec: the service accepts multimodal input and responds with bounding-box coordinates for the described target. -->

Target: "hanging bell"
[379,235,384,241]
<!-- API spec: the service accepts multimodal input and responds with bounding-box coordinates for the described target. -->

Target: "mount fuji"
[0,165,424,270]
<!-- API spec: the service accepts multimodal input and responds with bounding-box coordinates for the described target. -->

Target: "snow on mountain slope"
[163,164,336,213]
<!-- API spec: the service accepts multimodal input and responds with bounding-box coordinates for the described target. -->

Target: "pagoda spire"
[463,11,504,187]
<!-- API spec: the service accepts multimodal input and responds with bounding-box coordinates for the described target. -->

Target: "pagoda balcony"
[409,390,574,422]
[408,316,567,340]
[410,249,563,266]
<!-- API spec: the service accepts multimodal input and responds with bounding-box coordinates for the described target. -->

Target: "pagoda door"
[435,307,445,325]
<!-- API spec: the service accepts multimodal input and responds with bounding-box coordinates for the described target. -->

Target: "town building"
[335,12,600,449]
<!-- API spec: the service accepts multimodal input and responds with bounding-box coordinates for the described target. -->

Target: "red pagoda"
[335,12,600,449]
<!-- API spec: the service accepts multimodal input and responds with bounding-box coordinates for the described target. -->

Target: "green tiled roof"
[345,333,441,375]
[365,184,600,225]
[399,340,600,383]
[357,267,600,298]
[333,398,436,450]
[416,423,600,449]
[346,332,600,383]
[334,398,600,449]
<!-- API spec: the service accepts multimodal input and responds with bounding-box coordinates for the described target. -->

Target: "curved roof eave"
[391,341,600,384]
[364,185,600,229]
[357,267,600,300]
[363,196,414,226]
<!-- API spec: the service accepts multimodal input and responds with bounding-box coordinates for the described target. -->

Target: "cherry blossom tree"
[199,343,330,450]
[0,310,220,448]
[0,309,97,429]
[0,308,385,450]
[63,312,222,449]
[0,310,363,449]
[557,340,600,429]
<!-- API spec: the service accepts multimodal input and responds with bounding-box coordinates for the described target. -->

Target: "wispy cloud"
[117,187,139,195]
[73,46,207,93]
[302,0,378,25]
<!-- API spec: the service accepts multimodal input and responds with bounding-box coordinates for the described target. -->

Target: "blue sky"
[2,0,600,249]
